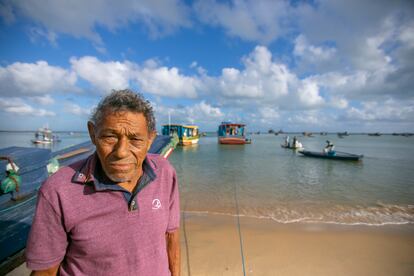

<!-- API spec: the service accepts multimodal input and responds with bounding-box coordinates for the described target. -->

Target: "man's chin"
[107,174,131,183]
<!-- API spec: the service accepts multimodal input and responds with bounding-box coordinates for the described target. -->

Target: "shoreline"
[180,212,414,276]
[6,212,414,276]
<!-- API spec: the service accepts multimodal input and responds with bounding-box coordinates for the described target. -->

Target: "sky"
[0,0,413,133]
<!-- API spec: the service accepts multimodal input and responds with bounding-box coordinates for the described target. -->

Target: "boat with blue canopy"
[218,122,251,145]
[162,124,199,146]
[298,150,363,161]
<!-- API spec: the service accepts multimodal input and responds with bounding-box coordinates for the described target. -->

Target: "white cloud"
[0,61,77,97]
[30,95,55,105]
[155,101,223,127]
[216,46,295,99]
[345,100,414,122]
[399,21,414,48]
[329,96,348,109]
[70,56,132,93]
[64,102,92,117]
[0,1,15,24]
[0,97,55,116]
[134,65,200,98]
[6,0,191,44]
[294,34,337,61]
[194,0,290,44]
[296,79,325,107]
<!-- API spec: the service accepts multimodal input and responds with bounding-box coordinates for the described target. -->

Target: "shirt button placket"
[130,199,137,211]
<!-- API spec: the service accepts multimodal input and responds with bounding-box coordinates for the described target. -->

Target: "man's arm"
[30,264,60,276]
[166,230,180,276]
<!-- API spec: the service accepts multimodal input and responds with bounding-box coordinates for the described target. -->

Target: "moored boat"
[298,150,363,161]
[218,122,251,145]
[31,127,60,144]
[0,135,178,273]
[162,124,200,146]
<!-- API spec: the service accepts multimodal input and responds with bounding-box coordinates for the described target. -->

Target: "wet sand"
[7,212,414,276]
[180,212,414,276]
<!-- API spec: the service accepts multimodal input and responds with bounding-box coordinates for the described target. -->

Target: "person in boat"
[26,89,181,276]
[292,136,298,148]
[285,135,290,147]
[324,140,336,156]
[0,161,20,200]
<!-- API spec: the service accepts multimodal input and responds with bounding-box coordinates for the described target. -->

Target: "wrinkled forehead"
[95,109,148,130]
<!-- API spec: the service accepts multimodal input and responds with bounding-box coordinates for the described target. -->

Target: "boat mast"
[168,110,171,134]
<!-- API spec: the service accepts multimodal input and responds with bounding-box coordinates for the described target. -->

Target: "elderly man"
[26,90,180,275]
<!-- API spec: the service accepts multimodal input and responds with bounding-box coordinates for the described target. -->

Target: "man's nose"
[114,136,129,158]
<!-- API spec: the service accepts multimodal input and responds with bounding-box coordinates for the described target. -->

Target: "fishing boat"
[281,144,303,150]
[162,124,200,146]
[298,150,363,161]
[281,136,303,150]
[218,122,251,145]
[0,135,178,273]
[31,127,60,144]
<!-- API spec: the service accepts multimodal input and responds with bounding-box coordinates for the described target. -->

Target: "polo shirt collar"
[72,153,156,192]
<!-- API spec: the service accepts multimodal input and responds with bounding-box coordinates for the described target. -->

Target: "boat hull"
[219,137,247,145]
[298,150,363,161]
[281,144,303,150]
[179,137,199,146]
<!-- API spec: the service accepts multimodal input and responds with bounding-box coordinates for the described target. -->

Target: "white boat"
[31,127,60,144]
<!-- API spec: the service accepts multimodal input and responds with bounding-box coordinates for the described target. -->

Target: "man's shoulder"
[39,157,87,196]
[146,153,174,171]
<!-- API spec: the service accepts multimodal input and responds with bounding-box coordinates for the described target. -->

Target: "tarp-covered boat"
[298,150,363,161]
[0,135,178,273]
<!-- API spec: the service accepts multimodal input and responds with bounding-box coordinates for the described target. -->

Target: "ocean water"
[0,131,90,152]
[169,133,414,226]
[1,131,413,226]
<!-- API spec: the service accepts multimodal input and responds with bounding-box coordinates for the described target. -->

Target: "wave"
[182,202,414,226]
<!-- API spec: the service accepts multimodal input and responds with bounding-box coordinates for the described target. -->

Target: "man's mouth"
[108,162,134,170]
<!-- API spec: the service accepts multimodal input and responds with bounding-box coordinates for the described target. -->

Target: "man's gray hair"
[90,89,156,132]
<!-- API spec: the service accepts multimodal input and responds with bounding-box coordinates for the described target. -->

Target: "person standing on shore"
[25,89,181,275]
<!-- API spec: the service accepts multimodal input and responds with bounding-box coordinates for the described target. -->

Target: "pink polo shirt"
[26,153,180,275]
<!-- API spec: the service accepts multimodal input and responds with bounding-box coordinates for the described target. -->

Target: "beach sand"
[180,212,414,276]
[7,212,414,276]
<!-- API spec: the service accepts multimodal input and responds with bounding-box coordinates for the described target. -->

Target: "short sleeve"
[25,191,68,270]
[166,169,180,232]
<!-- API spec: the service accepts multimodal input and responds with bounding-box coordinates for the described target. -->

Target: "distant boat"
[368,132,381,136]
[281,136,303,150]
[298,150,363,161]
[281,143,303,150]
[218,122,251,145]
[302,132,314,137]
[162,124,200,146]
[31,127,60,144]
[320,132,328,136]
[337,131,349,138]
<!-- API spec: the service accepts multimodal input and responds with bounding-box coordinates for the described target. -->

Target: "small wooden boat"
[298,150,363,161]
[0,135,178,272]
[281,144,303,150]
[162,124,200,146]
[218,122,251,145]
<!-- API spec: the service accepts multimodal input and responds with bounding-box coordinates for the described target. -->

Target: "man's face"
[88,110,155,184]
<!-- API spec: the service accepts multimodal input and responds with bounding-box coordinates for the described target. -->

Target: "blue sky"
[0,0,413,132]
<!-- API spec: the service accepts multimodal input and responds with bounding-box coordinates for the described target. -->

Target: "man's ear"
[146,131,157,151]
[87,121,97,145]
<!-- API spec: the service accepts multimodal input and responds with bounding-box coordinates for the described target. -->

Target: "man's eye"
[130,137,144,142]
[101,135,117,142]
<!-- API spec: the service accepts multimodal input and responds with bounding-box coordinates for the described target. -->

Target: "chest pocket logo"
[152,199,162,210]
